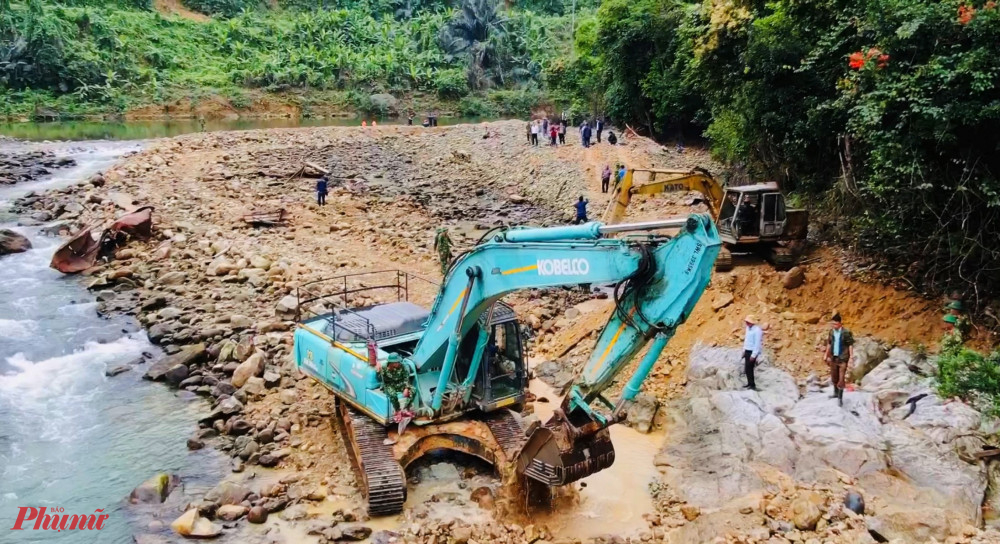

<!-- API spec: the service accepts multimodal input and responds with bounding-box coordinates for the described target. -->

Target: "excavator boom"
[516,215,720,485]
[602,168,724,224]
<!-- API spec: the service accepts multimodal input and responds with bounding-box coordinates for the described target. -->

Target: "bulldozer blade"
[516,425,615,486]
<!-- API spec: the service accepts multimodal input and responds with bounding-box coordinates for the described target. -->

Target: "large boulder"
[205,481,252,506]
[129,473,180,504]
[231,352,265,388]
[866,504,967,543]
[789,494,823,530]
[881,422,985,519]
[781,392,886,477]
[781,266,805,289]
[626,392,659,433]
[275,295,299,318]
[157,271,187,286]
[0,229,31,255]
[247,506,268,524]
[143,344,206,382]
[170,509,222,538]
[861,348,928,392]
[215,505,247,521]
[848,336,889,383]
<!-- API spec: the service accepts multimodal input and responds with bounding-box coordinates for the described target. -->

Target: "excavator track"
[715,246,734,271]
[335,400,406,516]
[483,409,527,460]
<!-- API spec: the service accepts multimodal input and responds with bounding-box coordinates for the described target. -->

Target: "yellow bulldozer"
[602,167,809,270]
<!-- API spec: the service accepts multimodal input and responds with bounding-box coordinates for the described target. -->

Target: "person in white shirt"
[741,315,763,390]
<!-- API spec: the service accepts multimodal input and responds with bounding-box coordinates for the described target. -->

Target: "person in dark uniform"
[316,175,328,206]
[574,196,589,224]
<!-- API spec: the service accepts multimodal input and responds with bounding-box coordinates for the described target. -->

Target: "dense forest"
[0,0,585,118]
[2,0,1000,315]
[553,0,1000,313]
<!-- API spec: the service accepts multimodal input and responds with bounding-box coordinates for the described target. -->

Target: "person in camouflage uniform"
[433,227,453,276]
[824,312,854,407]
[944,300,971,338]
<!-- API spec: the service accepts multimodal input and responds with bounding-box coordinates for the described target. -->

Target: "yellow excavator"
[601,167,809,270]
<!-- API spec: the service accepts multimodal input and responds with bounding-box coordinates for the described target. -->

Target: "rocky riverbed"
[5,121,998,544]
[0,147,77,185]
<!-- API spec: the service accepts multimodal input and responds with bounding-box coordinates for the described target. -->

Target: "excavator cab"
[718,184,788,244]
[459,303,527,411]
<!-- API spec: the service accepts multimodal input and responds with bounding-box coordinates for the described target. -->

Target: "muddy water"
[528,376,662,539]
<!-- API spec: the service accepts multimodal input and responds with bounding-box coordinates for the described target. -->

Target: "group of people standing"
[740,312,855,407]
[527,116,617,148]
[528,117,567,146]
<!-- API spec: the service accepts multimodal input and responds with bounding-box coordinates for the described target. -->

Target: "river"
[0,143,228,542]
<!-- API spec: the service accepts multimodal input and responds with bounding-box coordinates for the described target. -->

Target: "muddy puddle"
[527,376,662,540]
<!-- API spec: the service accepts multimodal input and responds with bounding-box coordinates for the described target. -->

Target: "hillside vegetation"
[2,0,999,324]
[557,0,1000,315]
[0,0,583,117]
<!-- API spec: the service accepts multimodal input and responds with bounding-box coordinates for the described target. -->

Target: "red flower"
[849,52,865,70]
[958,3,975,25]
[865,47,882,60]
[877,54,890,68]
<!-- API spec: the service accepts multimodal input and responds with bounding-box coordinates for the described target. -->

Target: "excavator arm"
[403,215,720,486]
[601,167,725,224]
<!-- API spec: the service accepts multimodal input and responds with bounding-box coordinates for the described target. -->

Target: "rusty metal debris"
[241,208,287,227]
[50,206,154,274]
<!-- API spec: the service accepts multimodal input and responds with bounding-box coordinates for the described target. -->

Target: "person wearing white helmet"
[742,315,763,391]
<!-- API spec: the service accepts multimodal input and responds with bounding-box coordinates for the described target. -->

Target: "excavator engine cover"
[517,425,615,486]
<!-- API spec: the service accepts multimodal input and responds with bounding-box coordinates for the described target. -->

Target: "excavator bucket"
[516,424,615,486]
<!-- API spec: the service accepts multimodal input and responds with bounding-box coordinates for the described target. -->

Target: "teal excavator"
[293,214,720,515]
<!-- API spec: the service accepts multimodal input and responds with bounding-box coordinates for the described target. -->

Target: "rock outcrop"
[657,345,989,542]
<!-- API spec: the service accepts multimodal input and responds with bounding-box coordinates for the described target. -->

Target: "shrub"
[434,68,467,99]
[457,94,495,117]
[182,0,261,17]
[936,333,1000,417]
[486,88,543,116]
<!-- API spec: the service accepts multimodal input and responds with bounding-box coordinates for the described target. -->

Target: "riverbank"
[1,88,528,124]
[0,143,233,544]
[6,121,997,543]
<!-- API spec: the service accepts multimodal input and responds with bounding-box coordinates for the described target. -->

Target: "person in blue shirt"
[574,196,589,224]
[316,175,328,206]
